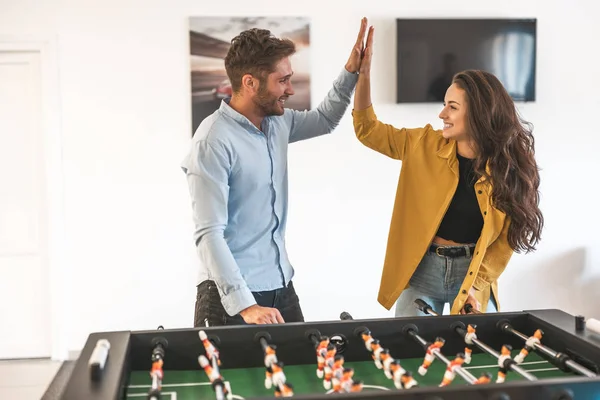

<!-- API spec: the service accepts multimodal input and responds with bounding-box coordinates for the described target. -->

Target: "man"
[181,18,369,326]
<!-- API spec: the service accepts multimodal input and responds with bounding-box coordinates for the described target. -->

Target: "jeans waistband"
[429,243,476,258]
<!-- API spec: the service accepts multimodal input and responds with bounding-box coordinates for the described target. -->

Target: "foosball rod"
[498,320,597,377]
[201,322,225,400]
[340,312,478,384]
[414,299,538,381]
[401,324,478,384]
[211,354,225,400]
[414,299,481,316]
[452,323,538,381]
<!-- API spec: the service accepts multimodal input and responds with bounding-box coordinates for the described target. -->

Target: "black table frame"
[57,309,600,400]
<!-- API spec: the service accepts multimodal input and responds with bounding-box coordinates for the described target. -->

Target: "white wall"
[2,0,599,356]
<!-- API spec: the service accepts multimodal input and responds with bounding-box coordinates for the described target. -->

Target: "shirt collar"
[219,98,267,134]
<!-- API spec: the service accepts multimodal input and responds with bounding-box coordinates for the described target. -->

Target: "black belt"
[429,244,476,258]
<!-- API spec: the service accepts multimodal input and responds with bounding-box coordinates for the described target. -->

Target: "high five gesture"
[354,20,374,111]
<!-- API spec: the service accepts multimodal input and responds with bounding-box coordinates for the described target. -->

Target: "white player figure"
[361,329,374,352]
[514,329,543,364]
[464,324,477,364]
[379,349,394,379]
[389,360,407,389]
[263,345,278,389]
[401,371,419,389]
[370,339,384,369]
[496,345,513,383]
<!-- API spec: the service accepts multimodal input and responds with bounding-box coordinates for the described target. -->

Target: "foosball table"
[57,303,600,400]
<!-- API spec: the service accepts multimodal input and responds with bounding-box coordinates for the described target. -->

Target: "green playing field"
[125,351,570,399]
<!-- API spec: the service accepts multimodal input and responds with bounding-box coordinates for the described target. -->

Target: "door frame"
[0,35,68,360]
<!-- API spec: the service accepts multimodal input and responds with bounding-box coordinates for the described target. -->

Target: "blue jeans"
[395,244,497,317]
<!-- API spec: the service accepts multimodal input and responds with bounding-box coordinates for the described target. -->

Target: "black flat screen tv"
[396,18,537,103]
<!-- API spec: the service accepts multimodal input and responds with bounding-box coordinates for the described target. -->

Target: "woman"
[352,25,543,316]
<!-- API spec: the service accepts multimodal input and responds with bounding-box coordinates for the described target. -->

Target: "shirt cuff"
[352,104,376,119]
[220,285,256,316]
[336,67,359,91]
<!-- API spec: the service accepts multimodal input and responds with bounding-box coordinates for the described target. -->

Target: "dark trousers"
[194,280,305,327]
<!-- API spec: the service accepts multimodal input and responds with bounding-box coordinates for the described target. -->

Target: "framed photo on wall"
[188,16,311,136]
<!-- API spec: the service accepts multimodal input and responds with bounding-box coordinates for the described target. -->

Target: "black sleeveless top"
[435,153,484,244]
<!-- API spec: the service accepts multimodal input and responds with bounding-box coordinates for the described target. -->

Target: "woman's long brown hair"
[453,70,543,253]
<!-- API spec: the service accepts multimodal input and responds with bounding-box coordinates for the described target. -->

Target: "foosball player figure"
[328,355,345,392]
[514,329,543,364]
[389,360,407,389]
[264,344,278,389]
[199,330,221,366]
[271,361,287,390]
[361,329,374,351]
[148,353,164,397]
[315,336,330,378]
[370,339,384,369]
[198,355,233,400]
[439,352,466,387]
[379,349,394,379]
[274,382,294,397]
[350,379,364,392]
[418,337,445,376]
[322,344,337,389]
[339,367,355,393]
[463,324,477,364]
[401,371,419,389]
[496,345,514,383]
[474,372,492,384]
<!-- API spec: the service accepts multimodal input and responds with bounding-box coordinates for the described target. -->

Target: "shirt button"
[469,271,473,275]
[478,190,483,194]
[484,211,487,215]
[462,289,467,294]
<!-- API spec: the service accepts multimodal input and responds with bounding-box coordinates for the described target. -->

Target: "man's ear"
[241,74,257,93]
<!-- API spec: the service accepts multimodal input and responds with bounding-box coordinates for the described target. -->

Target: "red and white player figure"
[322,344,337,389]
[496,345,513,383]
[361,329,374,351]
[329,355,345,392]
[463,324,477,364]
[198,355,233,400]
[389,360,407,389]
[475,371,492,384]
[199,330,221,366]
[315,336,330,378]
[400,371,419,389]
[271,361,287,390]
[349,379,364,392]
[370,339,384,369]
[149,356,163,391]
[514,329,543,364]
[263,344,278,389]
[418,337,445,376]
[274,382,294,397]
[439,353,466,387]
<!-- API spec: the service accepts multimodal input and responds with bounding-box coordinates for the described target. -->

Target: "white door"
[0,50,52,359]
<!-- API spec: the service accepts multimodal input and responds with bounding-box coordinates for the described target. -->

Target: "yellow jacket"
[352,105,514,314]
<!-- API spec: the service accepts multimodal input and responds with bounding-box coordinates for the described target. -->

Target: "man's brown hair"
[224,28,296,94]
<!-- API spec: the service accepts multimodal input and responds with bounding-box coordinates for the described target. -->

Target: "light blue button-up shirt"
[181,68,357,316]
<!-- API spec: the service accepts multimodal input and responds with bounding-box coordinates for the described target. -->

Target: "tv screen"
[396,18,537,103]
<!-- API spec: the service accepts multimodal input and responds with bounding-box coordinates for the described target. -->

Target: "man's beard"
[253,85,285,117]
